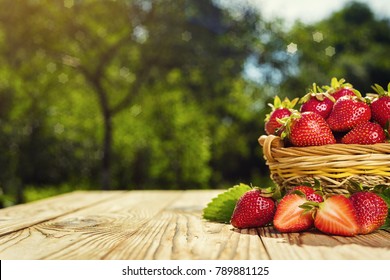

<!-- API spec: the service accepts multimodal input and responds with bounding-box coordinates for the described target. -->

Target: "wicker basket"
[259,134,390,195]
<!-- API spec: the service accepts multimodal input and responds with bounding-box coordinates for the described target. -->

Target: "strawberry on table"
[230,188,276,229]
[341,121,386,144]
[326,95,371,132]
[273,193,314,233]
[311,195,359,236]
[350,191,388,234]
[265,96,298,136]
[281,111,336,147]
[289,185,323,203]
[370,83,390,129]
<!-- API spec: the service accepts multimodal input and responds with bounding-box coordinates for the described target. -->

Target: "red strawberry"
[265,96,298,136]
[265,108,292,136]
[350,191,388,234]
[370,83,390,129]
[300,83,335,119]
[323,77,359,101]
[289,185,323,203]
[282,111,336,147]
[341,121,386,144]
[273,194,314,233]
[230,189,276,229]
[312,195,359,236]
[332,87,357,101]
[326,95,371,132]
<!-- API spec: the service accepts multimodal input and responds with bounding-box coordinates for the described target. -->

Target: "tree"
[46,0,267,189]
[280,1,390,95]
[0,0,268,195]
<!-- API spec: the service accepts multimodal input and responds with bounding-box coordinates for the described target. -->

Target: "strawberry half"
[370,83,390,129]
[230,189,276,229]
[350,191,388,234]
[326,95,371,132]
[273,194,314,233]
[265,96,298,136]
[312,195,359,236]
[341,121,386,144]
[282,111,336,147]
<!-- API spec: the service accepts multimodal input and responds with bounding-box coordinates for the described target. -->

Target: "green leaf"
[202,183,252,223]
[378,189,390,230]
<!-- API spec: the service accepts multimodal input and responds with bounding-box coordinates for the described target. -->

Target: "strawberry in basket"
[323,77,360,101]
[280,111,336,147]
[264,96,298,136]
[299,83,335,119]
[326,94,371,132]
[370,83,390,130]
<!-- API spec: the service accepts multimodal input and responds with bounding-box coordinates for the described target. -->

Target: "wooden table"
[0,190,389,260]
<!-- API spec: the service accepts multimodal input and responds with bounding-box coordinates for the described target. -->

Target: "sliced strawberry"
[313,195,359,236]
[273,194,314,233]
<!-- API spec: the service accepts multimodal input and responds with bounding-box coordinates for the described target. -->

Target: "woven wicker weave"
[259,134,390,195]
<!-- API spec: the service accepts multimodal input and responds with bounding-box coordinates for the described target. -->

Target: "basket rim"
[258,134,390,150]
[258,134,390,163]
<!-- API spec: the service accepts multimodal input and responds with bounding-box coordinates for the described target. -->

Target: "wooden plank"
[0,190,389,260]
[0,191,183,260]
[0,191,124,237]
[258,226,390,260]
[102,190,270,260]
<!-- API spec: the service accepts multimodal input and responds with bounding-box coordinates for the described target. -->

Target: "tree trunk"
[101,108,112,190]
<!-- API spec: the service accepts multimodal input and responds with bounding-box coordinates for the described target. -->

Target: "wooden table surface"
[0,190,389,260]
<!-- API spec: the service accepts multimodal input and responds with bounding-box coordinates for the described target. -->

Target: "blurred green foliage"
[0,1,389,205]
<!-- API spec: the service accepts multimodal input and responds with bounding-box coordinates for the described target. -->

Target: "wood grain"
[0,191,182,259]
[258,225,390,259]
[102,190,270,260]
[0,191,124,237]
[0,190,389,260]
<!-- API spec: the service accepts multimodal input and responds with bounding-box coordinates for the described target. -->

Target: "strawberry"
[341,121,386,144]
[300,83,335,119]
[289,185,323,203]
[370,83,390,129]
[323,77,359,101]
[282,111,336,147]
[265,96,298,136]
[273,194,314,233]
[326,95,371,132]
[312,195,359,236]
[350,191,388,234]
[332,87,357,101]
[230,189,276,229]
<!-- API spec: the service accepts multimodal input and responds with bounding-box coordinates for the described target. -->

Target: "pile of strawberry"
[230,182,388,236]
[265,78,390,146]
[204,78,390,236]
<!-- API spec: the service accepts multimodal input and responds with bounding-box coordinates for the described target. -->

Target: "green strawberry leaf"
[377,189,390,230]
[381,214,390,230]
[202,183,252,223]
